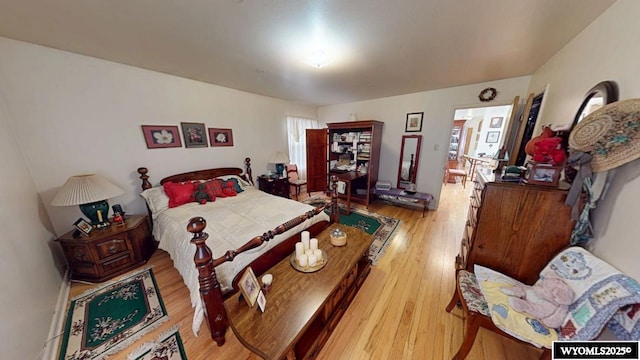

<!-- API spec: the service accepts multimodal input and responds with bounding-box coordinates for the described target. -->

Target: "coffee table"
[224,224,374,360]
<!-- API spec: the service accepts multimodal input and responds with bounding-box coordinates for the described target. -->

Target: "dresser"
[457,170,578,285]
[56,215,156,283]
[258,175,290,198]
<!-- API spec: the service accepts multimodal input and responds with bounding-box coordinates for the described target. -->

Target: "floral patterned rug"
[58,267,168,360]
[127,326,187,360]
[303,196,400,264]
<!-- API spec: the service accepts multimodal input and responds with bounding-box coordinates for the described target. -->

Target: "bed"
[136,159,338,345]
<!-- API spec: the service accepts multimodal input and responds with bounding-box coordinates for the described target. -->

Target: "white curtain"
[286,116,318,179]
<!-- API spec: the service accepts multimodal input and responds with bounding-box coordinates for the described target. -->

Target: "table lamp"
[269,151,290,178]
[51,174,125,229]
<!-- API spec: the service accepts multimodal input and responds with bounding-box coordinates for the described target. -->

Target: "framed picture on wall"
[486,131,500,143]
[489,117,504,128]
[405,112,424,132]
[181,122,208,148]
[140,125,182,149]
[209,128,234,147]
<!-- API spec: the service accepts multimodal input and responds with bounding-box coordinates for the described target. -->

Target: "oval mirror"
[572,81,618,128]
[397,135,422,189]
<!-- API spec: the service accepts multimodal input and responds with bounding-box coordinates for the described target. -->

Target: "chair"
[286,164,307,200]
[443,165,467,188]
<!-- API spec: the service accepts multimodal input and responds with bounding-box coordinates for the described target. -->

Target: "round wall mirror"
[572,81,619,128]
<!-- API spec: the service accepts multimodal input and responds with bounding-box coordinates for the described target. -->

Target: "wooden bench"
[370,187,433,217]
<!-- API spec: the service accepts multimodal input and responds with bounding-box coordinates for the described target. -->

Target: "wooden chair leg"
[446,289,460,312]
[452,313,482,360]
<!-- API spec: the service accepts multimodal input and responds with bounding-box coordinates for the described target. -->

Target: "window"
[286,116,318,179]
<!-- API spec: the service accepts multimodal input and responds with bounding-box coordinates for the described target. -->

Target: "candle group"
[296,231,323,268]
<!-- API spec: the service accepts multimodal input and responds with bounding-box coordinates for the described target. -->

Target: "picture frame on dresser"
[239,267,260,307]
[73,218,93,236]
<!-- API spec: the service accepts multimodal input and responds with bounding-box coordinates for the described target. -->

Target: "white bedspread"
[152,187,329,335]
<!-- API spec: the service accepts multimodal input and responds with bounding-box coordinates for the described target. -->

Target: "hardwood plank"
[63,184,540,359]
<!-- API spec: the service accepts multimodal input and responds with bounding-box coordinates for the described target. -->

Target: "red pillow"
[163,181,196,208]
[223,180,238,196]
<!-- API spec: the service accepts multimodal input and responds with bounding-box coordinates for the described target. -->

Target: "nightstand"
[258,176,290,198]
[55,215,157,283]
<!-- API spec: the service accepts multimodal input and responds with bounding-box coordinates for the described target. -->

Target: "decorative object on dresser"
[55,215,156,283]
[51,174,125,229]
[180,122,207,148]
[306,120,384,209]
[258,175,290,198]
[140,125,182,149]
[453,169,579,285]
[405,112,424,132]
[208,127,233,146]
[269,151,290,177]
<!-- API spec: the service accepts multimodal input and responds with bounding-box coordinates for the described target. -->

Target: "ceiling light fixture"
[306,50,332,69]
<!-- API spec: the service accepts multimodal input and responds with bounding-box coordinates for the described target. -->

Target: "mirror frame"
[571,81,619,129]
[397,135,422,189]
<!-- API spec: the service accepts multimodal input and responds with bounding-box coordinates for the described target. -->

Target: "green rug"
[127,326,187,360]
[59,267,168,360]
[304,196,400,264]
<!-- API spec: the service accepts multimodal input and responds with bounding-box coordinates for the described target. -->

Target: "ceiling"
[0,0,615,106]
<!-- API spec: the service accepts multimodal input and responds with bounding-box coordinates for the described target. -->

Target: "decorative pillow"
[192,183,216,204]
[163,181,197,208]
[224,178,244,193]
[140,186,170,216]
[200,179,226,198]
[215,175,251,190]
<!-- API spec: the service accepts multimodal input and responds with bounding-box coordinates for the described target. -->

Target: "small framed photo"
[209,128,234,147]
[486,131,500,143]
[73,218,93,236]
[256,290,267,312]
[141,125,182,149]
[405,112,424,132]
[180,122,208,148]
[239,267,260,307]
[524,162,562,187]
[490,116,504,128]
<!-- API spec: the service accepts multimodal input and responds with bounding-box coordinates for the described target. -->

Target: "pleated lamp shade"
[51,174,124,227]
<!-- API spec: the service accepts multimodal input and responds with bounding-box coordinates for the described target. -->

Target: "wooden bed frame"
[136,158,339,346]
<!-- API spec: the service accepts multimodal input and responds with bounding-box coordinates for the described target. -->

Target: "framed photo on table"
[405,112,424,132]
[73,218,93,237]
[239,267,260,307]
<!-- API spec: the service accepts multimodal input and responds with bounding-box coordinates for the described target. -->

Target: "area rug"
[127,326,187,360]
[303,196,400,264]
[58,267,169,360]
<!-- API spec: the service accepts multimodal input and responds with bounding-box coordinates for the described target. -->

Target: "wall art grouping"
[141,123,234,149]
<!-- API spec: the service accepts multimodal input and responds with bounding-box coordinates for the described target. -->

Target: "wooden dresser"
[258,176,290,198]
[457,170,578,285]
[56,215,156,283]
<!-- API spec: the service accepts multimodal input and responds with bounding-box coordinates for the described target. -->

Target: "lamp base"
[79,200,111,230]
[275,163,285,178]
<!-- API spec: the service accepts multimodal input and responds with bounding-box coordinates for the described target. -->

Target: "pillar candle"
[301,230,310,243]
[97,210,103,222]
[310,238,318,251]
[305,249,313,256]
[313,249,322,260]
[295,242,304,257]
[298,254,308,267]
[308,254,317,267]
[302,237,310,251]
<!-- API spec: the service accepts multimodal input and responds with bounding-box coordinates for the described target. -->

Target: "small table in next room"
[370,188,433,217]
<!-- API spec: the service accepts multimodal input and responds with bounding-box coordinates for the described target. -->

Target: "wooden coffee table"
[224,224,374,360]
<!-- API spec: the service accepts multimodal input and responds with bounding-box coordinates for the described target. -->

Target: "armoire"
[306,120,384,207]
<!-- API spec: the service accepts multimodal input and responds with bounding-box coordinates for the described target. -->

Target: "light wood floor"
[66,183,543,359]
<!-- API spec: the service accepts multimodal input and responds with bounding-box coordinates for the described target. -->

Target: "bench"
[370,187,433,217]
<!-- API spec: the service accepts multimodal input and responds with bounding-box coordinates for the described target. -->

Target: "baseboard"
[41,269,70,360]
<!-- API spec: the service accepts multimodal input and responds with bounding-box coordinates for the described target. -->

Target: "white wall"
[0,37,317,237]
[0,85,62,358]
[528,0,640,280]
[318,77,531,209]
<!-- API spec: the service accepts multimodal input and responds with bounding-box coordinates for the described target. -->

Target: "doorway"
[443,104,513,186]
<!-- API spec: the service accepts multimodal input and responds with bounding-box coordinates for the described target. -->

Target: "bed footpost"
[329,175,339,224]
[244,157,254,185]
[187,217,228,346]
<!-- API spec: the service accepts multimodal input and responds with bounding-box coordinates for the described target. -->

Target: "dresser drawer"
[95,237,130,259]
[100,253,135,274]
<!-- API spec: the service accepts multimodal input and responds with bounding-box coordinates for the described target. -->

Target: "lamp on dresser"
[270,151,290,178]
[51,174,124,229]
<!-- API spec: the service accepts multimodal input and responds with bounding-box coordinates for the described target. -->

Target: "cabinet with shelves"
[306,120,383,208]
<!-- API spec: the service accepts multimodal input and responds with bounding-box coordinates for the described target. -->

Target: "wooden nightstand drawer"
[100,253,135,274]
[95,237,129,259]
